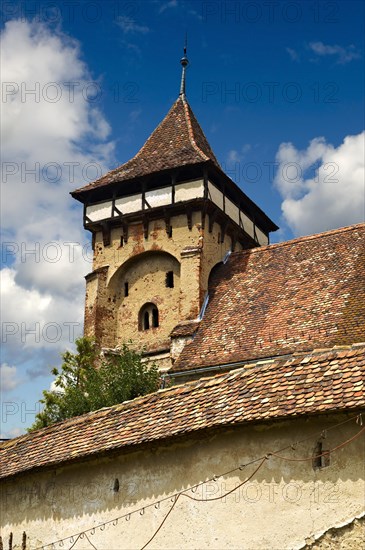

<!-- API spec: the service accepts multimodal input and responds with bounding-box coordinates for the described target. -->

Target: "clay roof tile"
[72,97,220,195]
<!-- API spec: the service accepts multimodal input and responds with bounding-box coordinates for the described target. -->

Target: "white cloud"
[274,132,365,236]
[116,16,149,34]
[308,41,361,64]
[159,1,178,14]
[1,267,84,352]
[226,144,251,163]
[0,19,114,375]
[0,363,21,392]
[286,47,299,62]
[1,426,25,440]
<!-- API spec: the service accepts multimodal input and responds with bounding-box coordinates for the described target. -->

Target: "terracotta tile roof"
[1,344,364,480]
[72,97,220,195]
[172,223,365,372]
[170,319,201,338]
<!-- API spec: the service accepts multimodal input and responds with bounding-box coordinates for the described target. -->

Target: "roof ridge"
[133,99,181,161]
[2,343,364,479]
[4,343,364,448]
[232,222,365,258]
[181,98,210,162]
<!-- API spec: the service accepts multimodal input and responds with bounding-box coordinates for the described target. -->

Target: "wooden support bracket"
[143,218,149,239]
[208,210,218,233]
[101,223,111,247]
[186,208,192,230]
[122,223,129,244]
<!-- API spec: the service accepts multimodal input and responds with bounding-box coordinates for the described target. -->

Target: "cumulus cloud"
[0,19,114,377]
[1,267,84,354]
[274,132,365,236]
[0,363,21,392]
[308,41,361,64]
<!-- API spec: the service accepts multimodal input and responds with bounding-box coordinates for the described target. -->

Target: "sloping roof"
[172,223,365,373]
[1,344,364,480]
[72,97,220,195]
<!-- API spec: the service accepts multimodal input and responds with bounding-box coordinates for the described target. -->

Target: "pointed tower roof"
[72,96,220,195]
[73,42,220,197]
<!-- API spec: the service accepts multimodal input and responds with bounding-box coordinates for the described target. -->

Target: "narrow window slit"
[143,311,150,330]
[166,271,174,288]
[313,441,330,470]
[152,308,159,327]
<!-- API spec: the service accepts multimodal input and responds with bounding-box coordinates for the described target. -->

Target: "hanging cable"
[140,494,181,550]
[182,457,267,502]
[269,425,365,462]
[35,414,364,550]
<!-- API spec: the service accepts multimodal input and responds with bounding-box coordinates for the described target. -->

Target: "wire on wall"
[34,414,364,550]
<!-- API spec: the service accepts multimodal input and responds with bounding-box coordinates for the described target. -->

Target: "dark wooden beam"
[220,221,229,244]
[164,209,171,235]
[122,223,128,244]
[101,223,111,247]
[208,210,218,233]
[143,217,149,239]
[186,208,192,230]
[171,174,176,204]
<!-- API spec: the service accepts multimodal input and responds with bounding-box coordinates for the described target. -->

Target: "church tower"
[71,50,278,371]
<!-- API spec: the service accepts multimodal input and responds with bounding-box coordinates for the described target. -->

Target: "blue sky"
[1,0,364,437]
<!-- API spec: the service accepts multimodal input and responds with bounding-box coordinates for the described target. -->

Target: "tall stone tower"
[71,51,277,371]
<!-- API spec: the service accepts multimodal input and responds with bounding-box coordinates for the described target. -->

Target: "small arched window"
[143,310,150,330]
[139,303,159,331]
[152,307,159,327]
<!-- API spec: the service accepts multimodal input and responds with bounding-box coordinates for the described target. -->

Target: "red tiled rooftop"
[1,344,364,480]
[72,97,220,195]
[172,223,365,373]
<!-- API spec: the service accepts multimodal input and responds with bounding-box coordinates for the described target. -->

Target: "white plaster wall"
[115,193,142,215]
[256,225,269,246]
[240,211,255,239]
[145,187,172,208]
[1,415,363,549]
[86,201,113,222]
[208,181,224,210]
[225,197,240,225]
[175,180,204,202]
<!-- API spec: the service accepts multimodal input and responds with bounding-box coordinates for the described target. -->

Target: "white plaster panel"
[240,212,255,239]
[256,226,269,245]
[115,194,142,215]
[86,202,112,222]
[175,180,204,202]
[208,182,224,210]
[225,198,240,224]
[145,187,172,208]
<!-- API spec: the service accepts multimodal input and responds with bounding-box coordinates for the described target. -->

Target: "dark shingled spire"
[72,50,220,196]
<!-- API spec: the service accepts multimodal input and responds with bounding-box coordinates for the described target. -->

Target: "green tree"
[29,337,160,430]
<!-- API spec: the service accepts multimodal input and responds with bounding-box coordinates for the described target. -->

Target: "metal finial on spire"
[179,34,189,98]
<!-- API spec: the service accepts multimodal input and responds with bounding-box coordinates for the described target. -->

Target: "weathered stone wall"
[304,516,364,549]
[1,415,364,549]
[84,210,238,367]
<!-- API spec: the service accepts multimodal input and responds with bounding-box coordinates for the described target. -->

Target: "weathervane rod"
[179,34,189,98]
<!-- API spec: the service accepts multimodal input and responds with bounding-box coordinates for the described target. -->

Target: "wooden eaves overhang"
[71,163,277,249]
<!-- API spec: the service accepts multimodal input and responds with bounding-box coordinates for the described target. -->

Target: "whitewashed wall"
[1,416,363,549]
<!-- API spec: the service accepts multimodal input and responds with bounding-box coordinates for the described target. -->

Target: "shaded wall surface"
[1,415,364,549]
